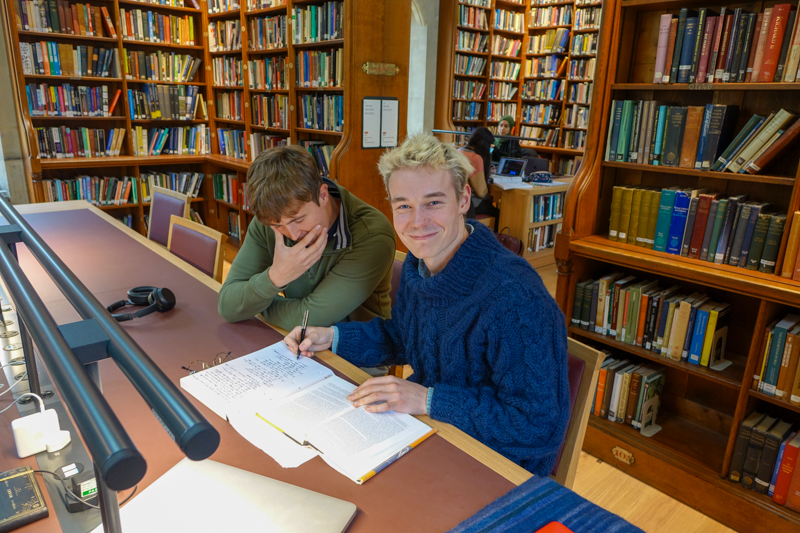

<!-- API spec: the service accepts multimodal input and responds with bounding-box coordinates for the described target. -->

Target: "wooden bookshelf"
[555,1,800,531]
[3,0,411,252]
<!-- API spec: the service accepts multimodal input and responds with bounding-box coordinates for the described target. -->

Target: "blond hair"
[246,145,322,223]
[377,134,473,199]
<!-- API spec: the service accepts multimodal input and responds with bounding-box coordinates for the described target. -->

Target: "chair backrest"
[551,337,605,489]
[167,215,227,282]
[390,250,406,307]
[148,186,191,246]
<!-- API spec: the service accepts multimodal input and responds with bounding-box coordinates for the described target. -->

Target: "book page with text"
[180,342,332,419]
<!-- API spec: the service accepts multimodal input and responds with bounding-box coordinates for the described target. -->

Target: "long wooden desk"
[1,201,532,532]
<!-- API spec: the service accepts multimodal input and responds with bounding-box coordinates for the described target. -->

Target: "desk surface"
[1,201,532,533]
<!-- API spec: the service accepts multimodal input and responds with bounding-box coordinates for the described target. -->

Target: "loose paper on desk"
[492,176,533,189]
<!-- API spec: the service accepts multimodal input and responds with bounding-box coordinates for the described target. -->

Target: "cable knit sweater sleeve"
[430,285,569,476]
[333,289,408,367]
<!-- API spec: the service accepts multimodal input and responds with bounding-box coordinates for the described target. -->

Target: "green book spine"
[636,190,654,247]
[747,213,774,270]
[617,187,635,243]
[616,100,635,162]
[627,188,645,245]
[608,186,624,242]
[572,280,588,326]
[662,106,687,167]
[653,189,677,252]
[580,279,594,329]
[624,284,643,345]
[705,199,728,262]
[644,190,661,249]
[759,214,787,274]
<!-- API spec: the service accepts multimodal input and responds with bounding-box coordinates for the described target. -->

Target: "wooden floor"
[221,259,734,533]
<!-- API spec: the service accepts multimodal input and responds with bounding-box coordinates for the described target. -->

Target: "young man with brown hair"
[218,145,396,330]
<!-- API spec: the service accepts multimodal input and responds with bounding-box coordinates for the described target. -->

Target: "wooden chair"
[551,337,605,489]
[148,186,190,246]
[388,250,407,379]
[167,215,227,283]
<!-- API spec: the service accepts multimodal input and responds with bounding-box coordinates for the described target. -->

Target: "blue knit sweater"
[335,222,570,477]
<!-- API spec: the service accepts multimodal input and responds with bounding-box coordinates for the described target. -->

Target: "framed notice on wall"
[362,97,399,149]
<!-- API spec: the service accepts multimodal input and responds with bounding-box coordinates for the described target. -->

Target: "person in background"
[284,134,570,477]
[491,115,524,162]
[459,127,499,225]
[218,145,396,331]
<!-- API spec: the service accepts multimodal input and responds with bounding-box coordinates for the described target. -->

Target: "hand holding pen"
[296,310,309,360]
[284,323,335,358]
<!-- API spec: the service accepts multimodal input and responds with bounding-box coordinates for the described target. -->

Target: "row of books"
[528,28,569,55]
[129,0,198,9]
[20,41,119,78]
[248,14,286,51]
[487,102,516,122]
[527,223,559,252]
[563,104,588,129]
[228,211,241,240]
[212,173,239,205]
[248,56,287,90]
[189,208,204,226]
[212,56,243,87]
[522,103,560,126]
[218,128,246,159]
[489,60,521,81]
[572,274,730,366]
[246,0,284,13]
[291,1,343,44]
[251,94,288,129]
[573,6,601,30]
[295,49,343,88]
[606,102,800,176]
[522,79,563,101]
[494,9,523,33]
[123,50,202,83]
[298,140,334,178]
[592,355,665,435]
[143,171,203,199]
[119,8,196,46]
[563,130,586,150]
[609,187,787,274]
[524,55,563,79]
[530,6,571,28]
[492,35,522,58]
[35,126,124,159]
[530,191,564,223]
[455,54,486,77]
[250,132,286,160]
[207,0,237,14]
[298,94,343,132]
[753,315,800,402]
[26,83,119,117]
[216,91,243,121]
[519,125,558,146]
[14,0,116,37]
[571,33,598,56]
[556,155,582,176]
[128,84,203,120]
[568,82,592,104]
[116,214,134,228]
[453,101,481,122]
[132,125,210,156]
[567,57,595,79]
[208,19,241,53]
[459,5,488,31]
[730,413,800,510]
[463,0,489,6]
[42,175,138,205]
[457,30,489,54]
[653,5,800,85]
[488,81,516,100]
[453,79,486,100]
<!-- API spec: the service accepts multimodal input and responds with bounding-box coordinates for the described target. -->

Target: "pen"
[297,309,309,360]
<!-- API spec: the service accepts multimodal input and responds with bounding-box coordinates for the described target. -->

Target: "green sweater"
[218,181,395,330]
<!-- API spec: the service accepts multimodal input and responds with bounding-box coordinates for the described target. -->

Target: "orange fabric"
[535,522,574,533]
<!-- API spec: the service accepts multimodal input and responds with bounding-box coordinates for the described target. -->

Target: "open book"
[180,342,435,484]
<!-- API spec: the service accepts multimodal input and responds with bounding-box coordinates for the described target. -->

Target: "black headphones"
[107,287,176,322]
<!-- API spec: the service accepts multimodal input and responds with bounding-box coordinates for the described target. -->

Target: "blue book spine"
[654,299,673,353]
[689,308,710,364]
[764,326,791,395]
[694,104,714,169]
[666,191,690,254]
[608,101,622,161]
[652,105,668,165]
[681,304,700,362]
[738,206,763,268]
[770,434,793,496]
[677,17,699,83]
[653,189,677,252]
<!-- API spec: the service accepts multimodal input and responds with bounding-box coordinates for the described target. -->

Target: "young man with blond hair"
[218,145,396,330]
[285,134,570,477]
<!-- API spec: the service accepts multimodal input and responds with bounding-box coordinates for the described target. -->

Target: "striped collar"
[324,178,351,251]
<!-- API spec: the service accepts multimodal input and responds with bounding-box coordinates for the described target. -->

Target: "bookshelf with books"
[435,0,604,178]
[3,0,410,250]
[555,1,800,531]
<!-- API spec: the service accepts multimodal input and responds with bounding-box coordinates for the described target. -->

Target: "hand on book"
[284,325,334,356]
[348,376,428,415]
[268,225,327,288]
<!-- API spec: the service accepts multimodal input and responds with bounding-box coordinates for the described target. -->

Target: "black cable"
[32,470,137,509]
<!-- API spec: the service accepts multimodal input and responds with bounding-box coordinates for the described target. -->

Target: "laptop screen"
[497,157,526,177]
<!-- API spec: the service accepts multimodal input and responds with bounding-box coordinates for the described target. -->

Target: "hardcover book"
[0,466,48,532]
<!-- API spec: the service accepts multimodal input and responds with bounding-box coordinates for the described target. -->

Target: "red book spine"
[747,119,800,174]
[744,13,764,82]
[776,440,800,505]
[108,89,121,115]
[760,4,792,82]
[714,15,735,82]
[689,194,715,258]
[697,16,718,83]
